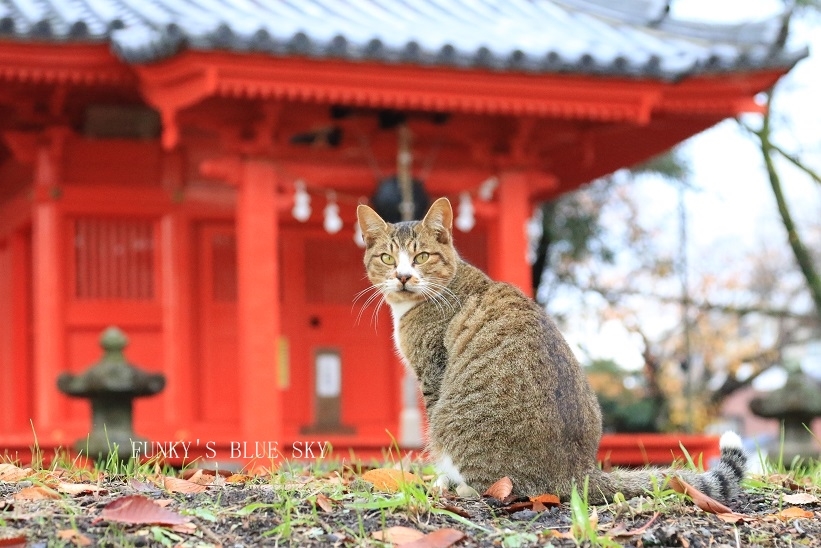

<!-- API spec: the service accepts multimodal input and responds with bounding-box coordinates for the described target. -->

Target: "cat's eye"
[380,253,395,265]
[414,252,430,265]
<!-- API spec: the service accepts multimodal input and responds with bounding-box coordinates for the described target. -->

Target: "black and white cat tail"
[687,431,747,502]
[588,431,747,504]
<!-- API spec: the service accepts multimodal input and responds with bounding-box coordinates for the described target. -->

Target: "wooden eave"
[133,51,788,149]
[0,42,788,144]
[0,42,134,87]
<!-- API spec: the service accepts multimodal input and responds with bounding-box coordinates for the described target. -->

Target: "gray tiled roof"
[0,0,807,79]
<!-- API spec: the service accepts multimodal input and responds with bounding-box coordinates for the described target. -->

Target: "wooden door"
[280,228,399,442]
[193,222,239,428]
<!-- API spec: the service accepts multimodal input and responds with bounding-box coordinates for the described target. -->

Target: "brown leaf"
[314,493,334,513]
[180,468,232,480]
[610,513,660,537]
[57,482,106,496]
[225,473,251,483]
[163,476,207,494]
[371,526,425,544]
[439,503,472,518]
[128,479,159,493]
[716,512,753,524]
[530,493,560,507]
[13,486,60,501]
[482,477,513,500]
[101,495,190,526]
[531,501,547,512]
[0,464,32,483]
[57,529,92,546]
[776,506,814,520]
[501,501,534,514]
[183,470,215,486]
[399,528,466,548]
[668,476,734,515]
[782,492,819,505]
[170,522,198,534]
[361,468,421,493]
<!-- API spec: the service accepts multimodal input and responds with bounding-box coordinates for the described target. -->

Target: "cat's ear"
[422,197,453,244]
[357,204,388,247]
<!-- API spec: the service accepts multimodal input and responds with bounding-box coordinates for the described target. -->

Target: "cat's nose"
[397,274,412,285]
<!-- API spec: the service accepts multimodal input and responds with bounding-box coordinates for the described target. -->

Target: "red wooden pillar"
[159,150,191,433]
[31,130,67,440]
[489,171,533,297]
[236,158,283,446]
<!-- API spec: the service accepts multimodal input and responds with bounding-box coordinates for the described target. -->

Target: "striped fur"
[356,198,747,504]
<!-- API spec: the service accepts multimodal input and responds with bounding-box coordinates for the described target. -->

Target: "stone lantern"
[57,326,166,461]
[749,366,821,465]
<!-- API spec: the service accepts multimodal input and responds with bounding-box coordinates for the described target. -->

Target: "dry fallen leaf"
[439,503,472,518]
[782,492,819,505]
[101,495,190,526]
[0,464,32,483]
[361,468,421,493]
[314,493,334,513]
[163,476,207,494]
[716,512,752,524]
[668,476,735,515]
[183,470,216,486]
[399,528,466,548]
[530,493,560,507]
[13,486,60,501]
[371,525,425,544]
[776,506,814,520]
[57,529,92,546]
[180,468,232,480]
[482,477,513,501]
[610,512,660,537]
[501,501,535,514]
[57,482,106,496]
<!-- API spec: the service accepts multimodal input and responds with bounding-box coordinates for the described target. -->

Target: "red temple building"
[0,0,805,464]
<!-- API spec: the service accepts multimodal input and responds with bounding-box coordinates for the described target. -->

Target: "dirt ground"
[2,467,820,547]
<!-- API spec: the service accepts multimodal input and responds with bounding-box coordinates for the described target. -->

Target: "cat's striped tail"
[687,431,747,502]
[590,431,747,504]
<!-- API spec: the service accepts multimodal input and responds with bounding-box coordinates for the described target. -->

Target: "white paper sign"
[315,351,341,398]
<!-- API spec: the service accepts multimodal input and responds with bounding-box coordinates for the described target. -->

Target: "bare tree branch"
[584,283,817,322]
[745,91,821,320]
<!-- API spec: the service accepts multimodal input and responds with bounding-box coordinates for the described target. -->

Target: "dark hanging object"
[289,126,343,147]
[372,176,430,223]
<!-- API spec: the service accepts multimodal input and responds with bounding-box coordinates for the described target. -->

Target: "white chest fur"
[388,300,418,362]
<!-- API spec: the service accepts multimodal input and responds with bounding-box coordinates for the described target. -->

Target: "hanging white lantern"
[454,192,475,232]
[292,180,311,222]
[478,176,499,201]
[323,193,343,234]
[353,220,365,248]
[526,206,543,265]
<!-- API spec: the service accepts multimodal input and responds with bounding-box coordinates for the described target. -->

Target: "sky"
[559,0,821,385]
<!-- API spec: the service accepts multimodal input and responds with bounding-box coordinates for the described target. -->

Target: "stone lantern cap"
[749,368,821,418]
[57,326,165,397]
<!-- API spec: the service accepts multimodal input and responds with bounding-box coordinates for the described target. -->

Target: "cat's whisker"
[423,280,461,313]
[354,283,389,326]
[371,294,387,329]
[352,284,382,306]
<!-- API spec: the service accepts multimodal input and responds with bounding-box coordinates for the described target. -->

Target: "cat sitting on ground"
[356,197,746,504]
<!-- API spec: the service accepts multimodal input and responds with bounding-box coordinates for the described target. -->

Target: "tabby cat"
[356,197,746,503]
